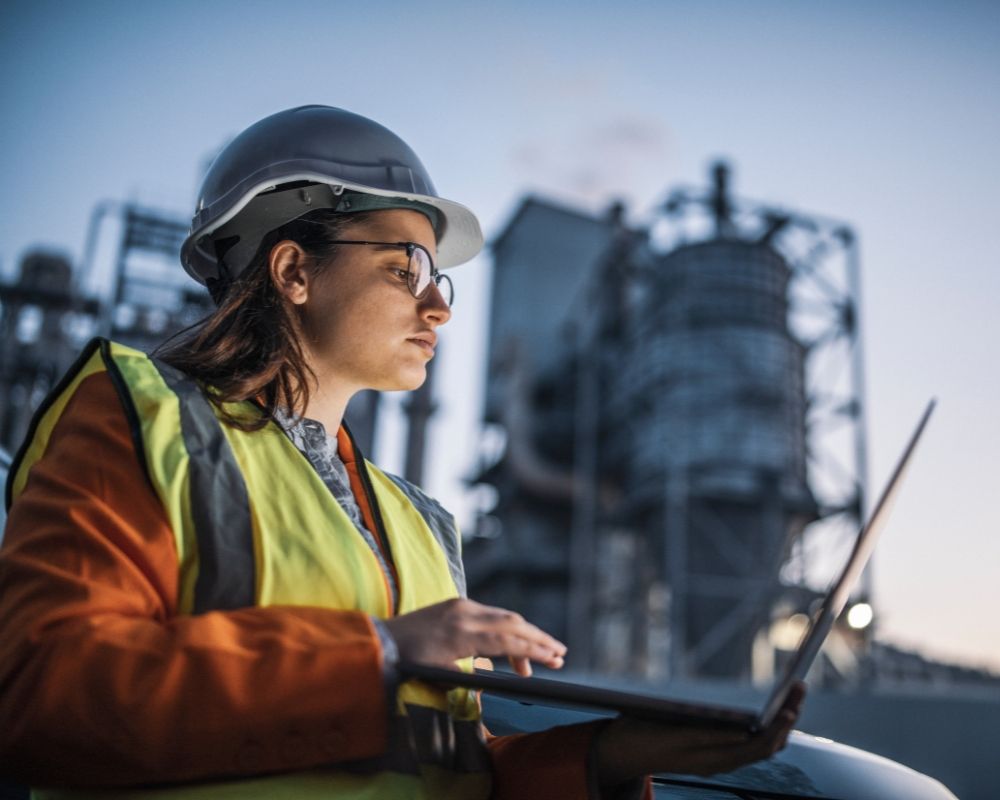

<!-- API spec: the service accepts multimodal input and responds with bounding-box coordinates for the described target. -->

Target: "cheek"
[312,289,403,361]
[302,273,372,348]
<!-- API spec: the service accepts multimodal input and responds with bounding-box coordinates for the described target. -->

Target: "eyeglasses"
[328,240,454,306]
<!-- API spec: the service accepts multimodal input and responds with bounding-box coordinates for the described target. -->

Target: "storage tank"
[624,239,810,503]
[618,237,815,677]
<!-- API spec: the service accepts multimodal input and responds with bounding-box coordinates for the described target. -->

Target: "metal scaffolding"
[466,162,869,682]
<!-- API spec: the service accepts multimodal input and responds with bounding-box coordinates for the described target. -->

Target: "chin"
[388,365,428,393]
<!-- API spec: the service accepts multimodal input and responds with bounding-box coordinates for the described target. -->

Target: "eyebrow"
[366,244,414,258]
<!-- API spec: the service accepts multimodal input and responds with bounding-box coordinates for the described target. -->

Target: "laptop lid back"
[757,399,936,728]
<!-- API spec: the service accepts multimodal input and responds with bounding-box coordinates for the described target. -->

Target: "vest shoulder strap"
[383,472,466,598]
[6,338,142,509]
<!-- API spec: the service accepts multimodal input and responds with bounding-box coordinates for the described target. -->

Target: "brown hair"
[156,210,373,430]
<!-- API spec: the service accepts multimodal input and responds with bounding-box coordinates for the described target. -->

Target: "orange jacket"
[0,370,649,798]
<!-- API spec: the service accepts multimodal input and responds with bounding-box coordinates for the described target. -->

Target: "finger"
[775,714,796,744]
[474,625,566,667]
[520,638,565,669]
[777,726,793,751]
[495,622,566,660]
[474,607,568,657]
[753,710,795,759]
[510,656,532,677]
[492,633,565,670]
[774,710,797,751]
[786,681,807,713]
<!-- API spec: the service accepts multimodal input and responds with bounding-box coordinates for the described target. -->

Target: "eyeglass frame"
[326,240,454,306]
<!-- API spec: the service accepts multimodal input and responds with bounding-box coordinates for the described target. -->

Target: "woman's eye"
[390,267,409,281]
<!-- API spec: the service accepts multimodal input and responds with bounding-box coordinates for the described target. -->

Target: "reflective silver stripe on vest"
[343,705,490,776]
[385,474,467,598]
[151,358,256,613]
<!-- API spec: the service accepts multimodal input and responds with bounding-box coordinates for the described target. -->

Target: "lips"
[407,332,437,355]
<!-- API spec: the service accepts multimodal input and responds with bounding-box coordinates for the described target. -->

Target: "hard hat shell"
[181,105,483,285]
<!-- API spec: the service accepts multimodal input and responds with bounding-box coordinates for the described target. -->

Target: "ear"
[269,240,312,305]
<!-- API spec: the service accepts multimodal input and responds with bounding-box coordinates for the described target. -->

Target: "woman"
[0,106,801,799]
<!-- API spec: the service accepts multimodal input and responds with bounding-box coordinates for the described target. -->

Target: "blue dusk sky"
[1,0,998,672]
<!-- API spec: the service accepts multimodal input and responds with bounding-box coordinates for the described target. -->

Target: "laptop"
[401,399,936,733]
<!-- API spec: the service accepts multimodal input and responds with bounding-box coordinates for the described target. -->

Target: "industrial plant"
[0,163,996,696]
[461,163,998,696]
[2,159,999,796]
[464,163,866,683]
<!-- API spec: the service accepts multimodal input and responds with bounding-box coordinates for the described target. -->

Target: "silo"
[468,167,866,682]
[618,238,815,677]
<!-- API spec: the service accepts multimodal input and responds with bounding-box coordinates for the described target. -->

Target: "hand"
[383,598,566,676]
[594,682,806,790]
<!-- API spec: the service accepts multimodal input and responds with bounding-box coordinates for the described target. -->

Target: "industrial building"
[0,204,210,455]
[465,163,879,684]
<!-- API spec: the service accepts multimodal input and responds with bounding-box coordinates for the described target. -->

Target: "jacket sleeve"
[0,372,390,788]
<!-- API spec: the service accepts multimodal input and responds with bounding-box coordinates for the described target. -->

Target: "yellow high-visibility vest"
[12,339,489,800]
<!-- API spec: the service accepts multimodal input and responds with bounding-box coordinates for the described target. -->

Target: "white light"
[770,613,810,650]
[847,602,874,630]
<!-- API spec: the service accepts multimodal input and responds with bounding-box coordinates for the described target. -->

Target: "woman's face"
[294,208,451,395]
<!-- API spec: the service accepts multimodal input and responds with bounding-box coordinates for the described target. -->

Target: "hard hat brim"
[182,172,483,285]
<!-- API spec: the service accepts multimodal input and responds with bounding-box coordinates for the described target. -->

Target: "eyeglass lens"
[408,245,453,306]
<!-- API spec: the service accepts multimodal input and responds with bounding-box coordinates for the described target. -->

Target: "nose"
[418,281,452,326]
